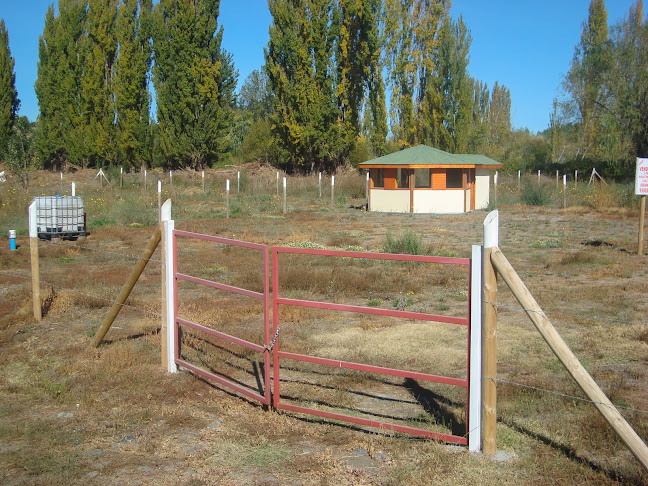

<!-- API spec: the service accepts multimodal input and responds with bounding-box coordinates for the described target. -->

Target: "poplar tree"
[265,0,341,172]
[0,19,19,155]
[81,0,119,166]
[564,0,610,160]
[35,0,88,169]
[489,81,511,149]
[152,0,236,169]
[115,0,152,169]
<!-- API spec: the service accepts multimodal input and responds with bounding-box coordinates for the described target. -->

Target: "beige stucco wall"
[475,169,491,209]
[413,190,465,213]
[369,189,410,213]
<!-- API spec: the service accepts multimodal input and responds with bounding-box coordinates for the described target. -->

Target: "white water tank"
[33,196,88,240]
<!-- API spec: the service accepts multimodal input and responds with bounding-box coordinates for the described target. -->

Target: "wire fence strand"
[0,270,161,319]
[41,239,162,263]
[486,376,648,414]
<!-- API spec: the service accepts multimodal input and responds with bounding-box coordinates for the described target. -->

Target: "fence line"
[485,300,643,326]
[0,270,160,319]
[41,239,162,263]
[487,376,648,415]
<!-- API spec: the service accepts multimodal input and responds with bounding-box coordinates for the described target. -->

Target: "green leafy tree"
[5,117,37,188]
[365,0,387,155]
[564,0,610,160]
[35,0,88,169]
[265,0,342,173]
[115,0,153,169]
[0,19,19,156]
[239,70,273,121]
[81,0,119,167]
[152,0,237,170]
[489,81,511,152]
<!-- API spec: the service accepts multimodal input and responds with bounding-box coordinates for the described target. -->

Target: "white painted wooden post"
[202,170,205,192]
[469,244,483,452]
[319,172,322,198]
[120,167,123,188]
[144,170,147,191]
[276,172,279,195]
[538,169,541,182]
[71,182,76,196]
[517,170,521,189]
[237,171,240,194]
[157,180,162,220]
[365,171,370,200]
[575,170,578,185]
[60,172,63,192]
[226,179,230,218]
[330,175,335,209]
[493,171,498,206]
[169,170,173,186]
[556,170,559,188]
[283,176,287,213]
[160,199,177,373]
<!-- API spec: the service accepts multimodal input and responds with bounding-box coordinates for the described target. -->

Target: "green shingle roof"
[358,145,501,167]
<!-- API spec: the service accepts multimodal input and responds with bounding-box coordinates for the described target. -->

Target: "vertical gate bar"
[264,245,271,405]
[173,229,180,365]
[469,244,483,452]
[272,248,281,407]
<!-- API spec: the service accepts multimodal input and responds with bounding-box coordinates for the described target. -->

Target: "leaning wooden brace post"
[482,210,498,455]
[29,201,42,321]
[92,225,162,347]
[490,247,648,472]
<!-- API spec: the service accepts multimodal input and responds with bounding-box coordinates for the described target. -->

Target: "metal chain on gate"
[264,325,280,351]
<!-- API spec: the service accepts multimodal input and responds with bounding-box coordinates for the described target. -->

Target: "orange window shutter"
[431,169,446,190]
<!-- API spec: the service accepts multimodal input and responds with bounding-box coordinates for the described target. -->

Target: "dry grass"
[0,169,647,484]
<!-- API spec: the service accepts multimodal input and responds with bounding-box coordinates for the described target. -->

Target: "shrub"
[383,229,427,255]
[520,182,552,206]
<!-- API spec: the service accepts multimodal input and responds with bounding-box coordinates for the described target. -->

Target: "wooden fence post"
[639,195,646,255]
[482,210,498,455]
[226,179,230,218]
[29,202,42,321]
[160,199,177,372]
[319,172,322,198]
[283,177,287,213]
[331,175,335,209]
[490,248,648,472]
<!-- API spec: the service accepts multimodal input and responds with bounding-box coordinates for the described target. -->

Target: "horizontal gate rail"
[274,297,468,326]
[272,246,471,445]
[173,230,270,405]
[279,351,468,388]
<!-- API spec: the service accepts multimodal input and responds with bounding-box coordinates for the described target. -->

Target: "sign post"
[636,158,648,255]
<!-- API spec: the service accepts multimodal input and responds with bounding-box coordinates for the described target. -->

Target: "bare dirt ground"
[0,170,647,485]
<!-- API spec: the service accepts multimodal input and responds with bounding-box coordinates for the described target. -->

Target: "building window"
[414,169,431,188]
[397,168,412,188]
[446,169,463,189]
[372,169,384,188]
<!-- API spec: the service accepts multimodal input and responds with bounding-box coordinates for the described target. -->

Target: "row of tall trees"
[259,0,513,172]
[552,0,648,176]
[34,0,235,171]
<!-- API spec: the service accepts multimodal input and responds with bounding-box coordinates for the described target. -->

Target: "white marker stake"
[575,170,578,184]
[202,170,205,192]
[319,172,322,198]
[331,175,335,209]
[538,169,541,182]
[276,172,279,195]
[144,170,147,191]
[237,171,240,194]
[226,179,230,218]
[120,167,123,188]
[283,177,287,213]
[60,172,63,192]
[169,170,172,186]
[157,180,162,220]
[71,182,76,196]
[563,174,568,208]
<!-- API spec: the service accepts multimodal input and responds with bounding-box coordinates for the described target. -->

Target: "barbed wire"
[483,300,643,326]
[42,239,162,263]
[485,376,648,414]
[0,270,160,318]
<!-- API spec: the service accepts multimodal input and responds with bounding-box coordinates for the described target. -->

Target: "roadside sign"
[636,158,648,195]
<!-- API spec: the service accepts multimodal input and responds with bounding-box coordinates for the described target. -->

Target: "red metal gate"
[172,230,271,405]
[272,247,471,445]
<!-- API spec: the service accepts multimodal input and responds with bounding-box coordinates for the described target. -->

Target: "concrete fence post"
[160,199,177,373]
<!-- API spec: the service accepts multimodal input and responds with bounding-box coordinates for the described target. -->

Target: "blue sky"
[0,0,639,134]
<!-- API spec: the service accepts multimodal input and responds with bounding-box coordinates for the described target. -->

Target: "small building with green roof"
[358,145,501,213]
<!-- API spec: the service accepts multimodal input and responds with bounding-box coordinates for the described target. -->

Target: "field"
[0,166,647,485]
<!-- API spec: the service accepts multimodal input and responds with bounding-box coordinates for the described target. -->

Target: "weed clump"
[383,229,427,255]
[520,182,552,206]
